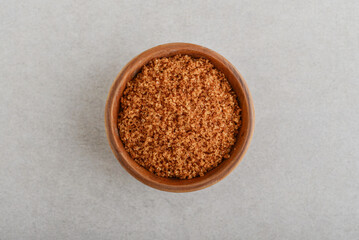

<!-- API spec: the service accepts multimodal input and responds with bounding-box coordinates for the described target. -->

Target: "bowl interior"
[105,43,254,192]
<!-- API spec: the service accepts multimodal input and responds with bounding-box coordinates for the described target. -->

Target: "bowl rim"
[105,42,254,192]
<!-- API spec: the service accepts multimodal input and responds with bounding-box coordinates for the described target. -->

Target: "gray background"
[1,0,358,239]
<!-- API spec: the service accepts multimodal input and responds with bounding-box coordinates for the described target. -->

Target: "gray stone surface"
[1,0,358,239]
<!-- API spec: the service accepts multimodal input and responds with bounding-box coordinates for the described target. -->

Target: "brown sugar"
[118,55,241,179]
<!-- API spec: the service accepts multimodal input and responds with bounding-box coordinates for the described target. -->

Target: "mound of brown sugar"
[118,55,241,179]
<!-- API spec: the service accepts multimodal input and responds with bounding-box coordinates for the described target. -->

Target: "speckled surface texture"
[1,0,358,239]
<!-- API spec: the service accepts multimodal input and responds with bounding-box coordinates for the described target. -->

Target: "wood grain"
[105,43,255,192]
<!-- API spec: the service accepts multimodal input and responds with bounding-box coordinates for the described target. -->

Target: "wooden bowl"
[105,43,254,192]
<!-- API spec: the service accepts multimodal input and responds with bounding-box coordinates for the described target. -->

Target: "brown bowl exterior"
[105,43,254,192]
